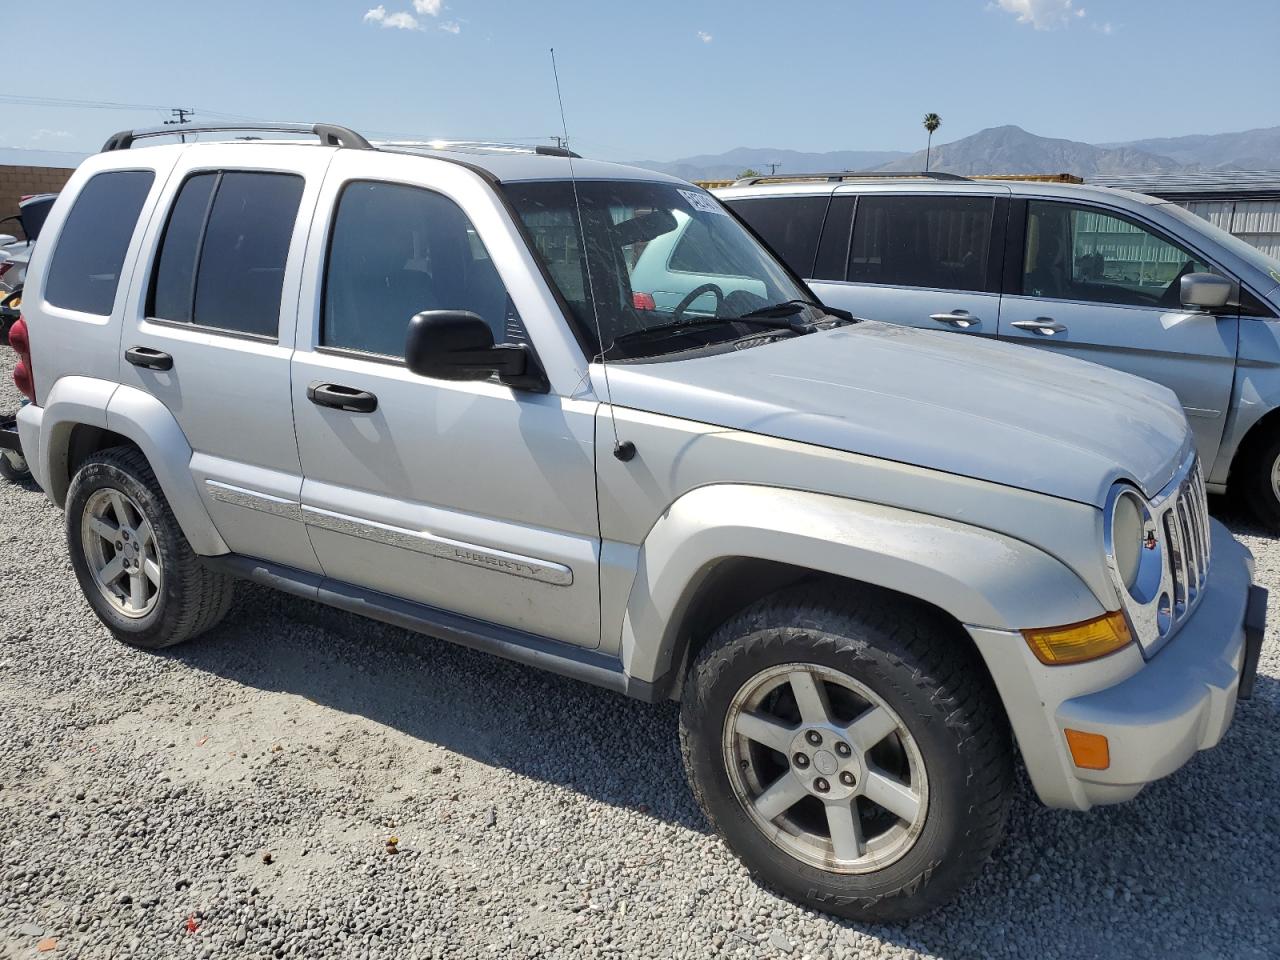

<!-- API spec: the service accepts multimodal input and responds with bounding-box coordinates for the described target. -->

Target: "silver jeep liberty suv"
[10,122,1266,921]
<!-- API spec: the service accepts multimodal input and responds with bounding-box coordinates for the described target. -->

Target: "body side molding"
[300,504,574,586]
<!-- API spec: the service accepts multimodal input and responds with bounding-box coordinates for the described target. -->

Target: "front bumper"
[971,520,1261,811]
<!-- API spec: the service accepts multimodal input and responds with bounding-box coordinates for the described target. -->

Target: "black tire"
[66,446,234,649]
[679,583,1012,922]
[0,450,30,483]
[1237,432,1280,530]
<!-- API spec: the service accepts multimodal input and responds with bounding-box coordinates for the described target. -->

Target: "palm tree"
[923,113,942,172]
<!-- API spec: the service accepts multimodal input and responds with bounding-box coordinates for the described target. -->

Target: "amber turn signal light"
[1022,611,1132,666]
[1064,729,1111,770]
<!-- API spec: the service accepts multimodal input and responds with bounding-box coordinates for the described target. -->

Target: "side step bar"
[200,554,662,703]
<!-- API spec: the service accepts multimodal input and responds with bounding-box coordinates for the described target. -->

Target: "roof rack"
[377,139,582,159]
[732,170,972,186]
[101,122,372,152]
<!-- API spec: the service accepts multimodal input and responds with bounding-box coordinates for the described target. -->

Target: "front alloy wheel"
[724,664,928,874]
[680,584,1013,922]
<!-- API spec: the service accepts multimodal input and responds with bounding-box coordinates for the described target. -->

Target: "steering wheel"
[671,283,724,322]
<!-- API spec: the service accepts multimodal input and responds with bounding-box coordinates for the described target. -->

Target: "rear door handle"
[1011,318,1067,336]
[929,310,980,329]
[125,346,173,370]
[307,382,378,413]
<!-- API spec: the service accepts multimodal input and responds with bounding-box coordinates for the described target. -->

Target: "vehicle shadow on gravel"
[162,582,711,832]
[165,577,1279,958]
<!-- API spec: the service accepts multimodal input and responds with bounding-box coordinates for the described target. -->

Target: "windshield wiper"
[733,299,856,327]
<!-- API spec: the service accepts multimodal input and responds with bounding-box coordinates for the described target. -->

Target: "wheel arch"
[37,378,228,556]
[619,484,1106,699]
[1224,401,1280,494]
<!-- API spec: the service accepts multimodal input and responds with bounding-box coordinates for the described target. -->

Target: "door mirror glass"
[1180,272,1233,310]
[404,310,546,391]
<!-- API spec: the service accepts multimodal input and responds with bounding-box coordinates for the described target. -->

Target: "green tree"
[737,168,763,179]
[923,113,942,172]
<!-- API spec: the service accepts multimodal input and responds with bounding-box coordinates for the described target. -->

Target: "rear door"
[997,198,1239,466]
[805,188,1008,339]
[118,144,332,573]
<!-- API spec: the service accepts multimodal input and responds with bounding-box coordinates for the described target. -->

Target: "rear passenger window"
[149,171,304,338]
[45,170,154,316]
[323,181,524,357]
[848,195,993,292]
[727,196,829,278]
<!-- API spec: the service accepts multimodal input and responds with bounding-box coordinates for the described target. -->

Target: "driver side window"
[1023,201,1214,308]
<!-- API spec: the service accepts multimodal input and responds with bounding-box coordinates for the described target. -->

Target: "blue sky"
[3,0,1279,163]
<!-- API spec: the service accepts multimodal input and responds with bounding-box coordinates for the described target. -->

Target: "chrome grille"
[1157,457,1211,637]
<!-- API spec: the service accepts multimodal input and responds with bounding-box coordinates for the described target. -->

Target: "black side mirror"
[404,310,547,392]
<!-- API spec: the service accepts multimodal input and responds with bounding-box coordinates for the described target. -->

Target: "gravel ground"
[0,359,1277,960]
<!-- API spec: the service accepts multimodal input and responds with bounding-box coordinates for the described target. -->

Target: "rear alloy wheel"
[680,584,1013,922]
[79,487,163,619]
[66,446,234,648]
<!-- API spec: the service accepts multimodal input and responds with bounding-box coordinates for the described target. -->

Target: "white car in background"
[0,193,58,292]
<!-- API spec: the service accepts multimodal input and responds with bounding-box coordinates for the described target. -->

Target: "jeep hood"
[599,321,1191,507]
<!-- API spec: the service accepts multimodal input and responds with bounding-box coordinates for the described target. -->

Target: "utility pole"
[165,107,194,143]
[551,134,569,152]
[766,161,780,176]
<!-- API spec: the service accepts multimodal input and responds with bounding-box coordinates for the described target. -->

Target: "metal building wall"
[1178,199,1280,260]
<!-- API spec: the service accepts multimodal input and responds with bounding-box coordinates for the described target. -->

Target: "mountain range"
[631,124,1280,182]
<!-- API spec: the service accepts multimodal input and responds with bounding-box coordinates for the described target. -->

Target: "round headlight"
[1112,492,1144,590]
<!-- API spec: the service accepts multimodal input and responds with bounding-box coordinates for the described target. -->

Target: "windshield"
[1160,202,1280,286]
[501,179,820,358]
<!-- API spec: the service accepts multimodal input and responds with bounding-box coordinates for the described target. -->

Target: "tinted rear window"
[45,170,154,315]
[726,196,829,278]
[848,195,993,292]
[149,171,303,338]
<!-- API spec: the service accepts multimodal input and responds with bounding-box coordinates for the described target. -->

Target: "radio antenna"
[551,48,635,462]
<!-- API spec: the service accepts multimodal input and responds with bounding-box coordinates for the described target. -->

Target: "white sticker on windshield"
[678,188,729,216]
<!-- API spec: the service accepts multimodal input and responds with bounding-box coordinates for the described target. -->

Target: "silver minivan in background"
[715,174,1280,527]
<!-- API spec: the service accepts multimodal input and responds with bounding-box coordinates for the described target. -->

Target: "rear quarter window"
[44,170,155,316]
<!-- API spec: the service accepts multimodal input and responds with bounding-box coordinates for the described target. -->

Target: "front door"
[805,190,1008,339]
[117,144,331,573]
[289,153,601,648]
[998,199,1239,467]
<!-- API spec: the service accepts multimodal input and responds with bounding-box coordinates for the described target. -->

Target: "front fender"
[33,377,228,557]
[620,484,1105,688]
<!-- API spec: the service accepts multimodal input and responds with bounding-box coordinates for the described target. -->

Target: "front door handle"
[1011,318,1067,336]
[929,310,980,329]
[307,382,378,413]
[125,346,173,371]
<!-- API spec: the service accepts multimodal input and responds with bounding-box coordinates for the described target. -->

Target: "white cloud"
[439,20,461,33]
[697,30,713,43]
[1092,20,1114,34]
[364,5,422,30]
[992,0,1086,29]
[30,129,72,141]
[413,0,444,14]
